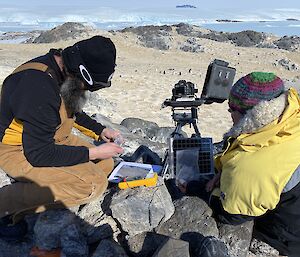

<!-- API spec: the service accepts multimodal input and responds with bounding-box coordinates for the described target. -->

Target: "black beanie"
[62,36,116,91]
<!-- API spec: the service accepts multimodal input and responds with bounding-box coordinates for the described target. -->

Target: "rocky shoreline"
[1,22,300,52]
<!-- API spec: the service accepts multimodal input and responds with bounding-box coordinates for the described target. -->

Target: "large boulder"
[274,35,300,51]
[274,58,299,71]
[110,178,174,236]
[126,232,170,257]
[218,221,254,257]
[120,25,172,50]
[92,239,129,257]
[175,23,196,37]
[201,31,229,42]
[179,38,205,53]
[155,197,219,255]
[248,238,280,257]
[33,22,95,43]
[0,238,34,257]
[227,30,266,47]
[77,190,121,244]
[120,117,160,139]
[33,210,76,250]
[60,223,88,257]
[152,237,190,257]
[156,197,218,238]
[174,23,210,37]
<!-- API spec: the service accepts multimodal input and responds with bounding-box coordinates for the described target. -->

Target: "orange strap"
[11,62,49,75]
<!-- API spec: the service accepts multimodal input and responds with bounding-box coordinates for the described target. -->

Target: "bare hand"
[205,173,221,192]
[89,142,124,160]
[177,181,188,194]
[100,128,122,143]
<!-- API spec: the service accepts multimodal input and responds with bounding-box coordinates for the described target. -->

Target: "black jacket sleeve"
[75,111,106,138]
[10,70,89,167]
[209,196,255,225]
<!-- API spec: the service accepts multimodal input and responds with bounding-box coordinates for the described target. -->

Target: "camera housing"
[201,59,236,103]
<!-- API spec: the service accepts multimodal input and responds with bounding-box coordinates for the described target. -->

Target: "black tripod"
[161,105,202,180]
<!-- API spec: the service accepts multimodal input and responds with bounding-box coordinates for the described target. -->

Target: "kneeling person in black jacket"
[0,36,124,230]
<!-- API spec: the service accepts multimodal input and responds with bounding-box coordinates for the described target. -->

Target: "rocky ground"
[0,22,298,256]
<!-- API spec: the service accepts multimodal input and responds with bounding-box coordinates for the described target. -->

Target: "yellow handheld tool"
[118,172,158,189]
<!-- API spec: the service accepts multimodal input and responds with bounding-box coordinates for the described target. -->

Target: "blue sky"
[2,0,300,9]
[1,0,300,24]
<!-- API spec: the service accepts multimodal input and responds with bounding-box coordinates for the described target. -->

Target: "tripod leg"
[192,121,201,137]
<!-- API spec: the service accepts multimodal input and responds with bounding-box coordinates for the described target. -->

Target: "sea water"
[0,20,299,38]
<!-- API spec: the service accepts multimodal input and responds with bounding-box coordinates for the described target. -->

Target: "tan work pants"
[0,135,113,221]
[0,100,113,221]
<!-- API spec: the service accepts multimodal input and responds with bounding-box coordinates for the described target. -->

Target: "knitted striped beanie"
[229,72,284,114]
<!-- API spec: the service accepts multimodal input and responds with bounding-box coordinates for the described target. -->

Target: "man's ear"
[54,55,64,72]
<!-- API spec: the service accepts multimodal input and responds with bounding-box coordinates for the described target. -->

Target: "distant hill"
[176,5,196,8]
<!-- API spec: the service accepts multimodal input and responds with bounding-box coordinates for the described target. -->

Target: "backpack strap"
[11,62,50,75]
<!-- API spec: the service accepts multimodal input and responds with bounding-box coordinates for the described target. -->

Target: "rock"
[110,178,174,236]
[155,197,219,252]
[274,35,300,51]
[120,117,160,139]
[120,25,172,50]
[92,239,129,257]
[91,114,130,134]
[249,238,279,257]
[274,58,299,71]
[120,25,172,37]
[152,127,176,143]
[256,42,277,49]
[0,168,12,188]
[34,209,76,250]
[126,232,170,257]
[77,190,121,244]
[198,30,266,47]
[152,237,190,257]
[121,133,167,159]
[80,114,168,158]
[139,34,172,50]
[60,223,88,257]
[175,23,195,36]
[227,30,266,47]
[201,31,229,42]
[0,237,34,257]
[85,92,118,117]
[174,23,210,37]
[218,221,254,257]
[180,38,204,53]
[33,22,96,43]
[0,31,41,44]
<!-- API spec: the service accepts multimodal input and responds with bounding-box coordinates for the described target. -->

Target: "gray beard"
[60,77,87,117]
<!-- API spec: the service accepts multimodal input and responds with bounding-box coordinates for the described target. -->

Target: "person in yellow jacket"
[179,72,300,256]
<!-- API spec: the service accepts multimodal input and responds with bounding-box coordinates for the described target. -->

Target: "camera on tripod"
[172,80,198,99]
[161,59,236,181]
